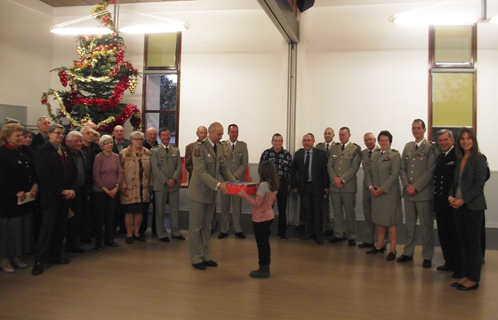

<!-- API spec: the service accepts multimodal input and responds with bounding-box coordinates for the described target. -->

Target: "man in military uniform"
[358,132,379,249]
[316,127,336,237]
[188,122,237,270]
[433,129,461,277]
[328,127,361,246]
[151,128,183,243]
[185,126,208,183]
[397,119,437,268]
[218,124,249,240]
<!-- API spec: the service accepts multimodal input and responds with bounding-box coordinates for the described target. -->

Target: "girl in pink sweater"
[238,161,279,279]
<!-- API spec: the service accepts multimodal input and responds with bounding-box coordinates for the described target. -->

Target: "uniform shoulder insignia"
[238,140,246,144]
[392,149,399,153]
[374,149,381,152]
[429,141,436,145]
[196,141,203,145]
[151,145,160,150]
[333,142,340,145]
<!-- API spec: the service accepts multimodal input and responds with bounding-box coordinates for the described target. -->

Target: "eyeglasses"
[103,141,113,145]
[51,131,64,135]
[134,138,144,141]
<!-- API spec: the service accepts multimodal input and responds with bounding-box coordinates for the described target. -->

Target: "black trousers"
[253,219,273,266]
[93,191,118,245]
[79,195,93,241]
[301,182,323,239]
[66,187,84,250]
[34,201,69,262]
[276,179,289,237]
[453,206,483,283]
[435,205,462,273]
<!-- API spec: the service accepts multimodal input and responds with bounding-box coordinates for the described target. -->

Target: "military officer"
[328,127,361,246]
[433,129,461,277]
[358,132,379,249]
[316,127,336,237]
[151,128,183,243]
[185,126,208,183]
[188,122,237,270]
[397,119,437,268]
[218,124,249,240]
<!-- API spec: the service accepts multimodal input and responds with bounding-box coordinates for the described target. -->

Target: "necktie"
[415,144,419,151]
[368,150,372,159]
[326,143,329,152]
[57,145,63,156]
[165,146,168,153]
[232,144,235,151]
[213,144,217,154]
[304,151,310,182]
[341,144,345,151]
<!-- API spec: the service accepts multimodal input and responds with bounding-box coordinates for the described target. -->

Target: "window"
[429,25,476,140]
[143,32,182,145]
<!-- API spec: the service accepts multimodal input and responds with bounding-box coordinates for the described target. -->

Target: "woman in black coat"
[0,123,37,273]
[448,128,487,291]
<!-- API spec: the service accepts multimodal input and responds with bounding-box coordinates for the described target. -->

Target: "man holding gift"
[218,124,249,240]
[188,122,237,270]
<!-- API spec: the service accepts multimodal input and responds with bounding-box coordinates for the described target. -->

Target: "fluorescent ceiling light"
[120,24,188,34]
[392,14,478,26]
[51,27,113,35]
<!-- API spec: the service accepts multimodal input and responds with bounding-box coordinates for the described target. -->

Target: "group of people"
[0,117,488,289]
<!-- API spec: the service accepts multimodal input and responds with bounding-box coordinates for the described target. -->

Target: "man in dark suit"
[65,131,92,253]
[433,129,461,277]
[291,133,329,244]
[112,125,130,154]
[32,124,77,276]
[31,116,51,150]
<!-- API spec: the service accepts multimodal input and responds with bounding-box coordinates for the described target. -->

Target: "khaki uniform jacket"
[399,139,438,201]
[361,146,380,193]
[316,141,337,159]
[328,142,361,193]
[150,145,182,192]
[119,146,153,204]
[188,139,237,205]
[365,148,401,195]
[222,140,248,181]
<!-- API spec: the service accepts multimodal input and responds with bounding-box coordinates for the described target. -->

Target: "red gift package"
[226,182,258,195]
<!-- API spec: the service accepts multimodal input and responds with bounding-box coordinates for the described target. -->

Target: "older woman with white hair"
[92,134,122,250]
[120,131,153,244]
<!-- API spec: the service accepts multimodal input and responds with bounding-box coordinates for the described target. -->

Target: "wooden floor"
[0,232,496,320]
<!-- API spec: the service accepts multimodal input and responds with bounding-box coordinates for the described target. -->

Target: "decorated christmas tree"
[41,0,141,133]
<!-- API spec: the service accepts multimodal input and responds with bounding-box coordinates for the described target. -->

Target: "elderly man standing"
[433,129,461,276]
[316,127,336,237]
[151,128,183,243]
[218,124,249,240]
[144,127,159,150]
[397,119,437,268]
[188,122,237,270]
[65,131,92,254]
[32,124,77,276]
[141,126,159,236]
[185,126,208,183]
[328,127,361,246]
[291,133,329,244]
[358,132,379,249]
[112,125,130,154]
[31,116,51,150]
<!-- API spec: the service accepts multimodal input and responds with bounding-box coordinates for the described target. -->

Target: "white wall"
[0,0,53,126]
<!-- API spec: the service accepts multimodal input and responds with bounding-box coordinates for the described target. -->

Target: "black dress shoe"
[423,260,432,268]
[217,233,228,239]
[172,235,185,240]
[315,238,324,244]
[348,239,356,246]
[134,235,146,242]
[235,232,246,239]
[32,261,44,276]
[366,246,386,254]
[94,244,104,251]
[278,234,288,240]
[456,283,479,291]
[203,260,218,267]
[159,237,170,243]
[358,242,374,249]
[49,257,70,264]
[329,236,347,244]
[66,247,85,254]
[192,262,206,270]
[396,255,413,263]
[436,265,454,272]
[450,282,463,288]
[126,237,133,244]
[104,240,119,247]
[452,272,464,279]
[386,251,397,261]
[323,230,334,237]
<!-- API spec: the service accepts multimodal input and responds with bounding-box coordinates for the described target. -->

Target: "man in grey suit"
[328,127,361,246]
[188,122,237,270]
[358,132,379,249]
[218,124,249,240]
[316,127,336,237]
[151,128,183,243]
[397,119,437,268]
